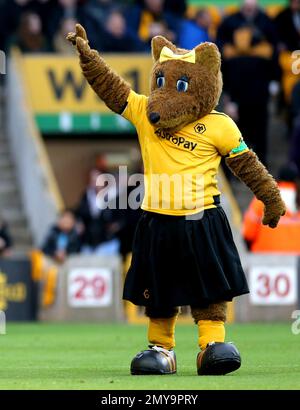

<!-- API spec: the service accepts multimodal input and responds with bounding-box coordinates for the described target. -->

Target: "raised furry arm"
[226,151,286,228]
[67,24,131,114]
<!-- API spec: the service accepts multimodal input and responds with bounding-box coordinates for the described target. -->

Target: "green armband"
[230,140,248,155]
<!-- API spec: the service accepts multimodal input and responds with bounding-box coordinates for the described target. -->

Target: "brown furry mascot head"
[147,36,223,133]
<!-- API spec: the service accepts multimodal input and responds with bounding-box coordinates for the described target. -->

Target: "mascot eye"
[177,80,189,92]
[156,76,165,88]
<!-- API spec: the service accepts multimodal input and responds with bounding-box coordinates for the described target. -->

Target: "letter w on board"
[47,69,87,100]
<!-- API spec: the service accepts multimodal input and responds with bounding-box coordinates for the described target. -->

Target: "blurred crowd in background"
[41,154,143,263]
[0,0,186,54]
[1,0,300,259]
[0,0,299,55]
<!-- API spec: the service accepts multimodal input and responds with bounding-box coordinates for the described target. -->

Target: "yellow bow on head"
[159,46,196,64]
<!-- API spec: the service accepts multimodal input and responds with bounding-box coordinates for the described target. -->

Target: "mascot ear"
[194,42,221,73]
[151,36,177,62]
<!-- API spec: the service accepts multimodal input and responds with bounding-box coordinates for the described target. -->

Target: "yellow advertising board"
[20,54,153,133]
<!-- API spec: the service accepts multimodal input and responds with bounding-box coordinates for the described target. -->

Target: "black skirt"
[123,207,249,309]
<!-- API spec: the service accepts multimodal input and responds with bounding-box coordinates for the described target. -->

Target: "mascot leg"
[130,307,178,375]
[191,302,241,375]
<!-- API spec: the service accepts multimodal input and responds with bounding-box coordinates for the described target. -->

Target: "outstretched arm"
[226,151,286,228]
[67,24,131,114]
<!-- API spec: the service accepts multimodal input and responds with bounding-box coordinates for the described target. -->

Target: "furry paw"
[66,23,87,45]
[66,24,93,62]
[262,200,286,228]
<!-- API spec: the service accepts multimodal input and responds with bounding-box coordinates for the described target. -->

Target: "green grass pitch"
[0,322,299,390]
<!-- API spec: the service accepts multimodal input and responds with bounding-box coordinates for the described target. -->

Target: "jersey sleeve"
[121,90,148,127]
[214,115,249,157]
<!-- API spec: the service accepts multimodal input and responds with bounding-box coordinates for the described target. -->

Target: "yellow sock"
[198,320,225,351]
[148,316,177,350]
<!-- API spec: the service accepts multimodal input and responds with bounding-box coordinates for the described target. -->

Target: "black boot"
[197,342,241,375]
[131,345,177,375]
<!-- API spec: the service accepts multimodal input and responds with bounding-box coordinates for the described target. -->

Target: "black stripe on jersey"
[208,112,229,117]
[213,195,221,205]
[120,101,128,115]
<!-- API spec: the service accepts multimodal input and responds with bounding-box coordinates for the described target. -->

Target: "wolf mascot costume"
[67,25,286,375]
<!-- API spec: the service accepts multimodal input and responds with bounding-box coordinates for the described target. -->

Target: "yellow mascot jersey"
[122,90,249,216]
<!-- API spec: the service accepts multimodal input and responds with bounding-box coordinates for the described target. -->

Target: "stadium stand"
[0,75,32,255]
[1,0,300,324]
[7,51,63,247]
